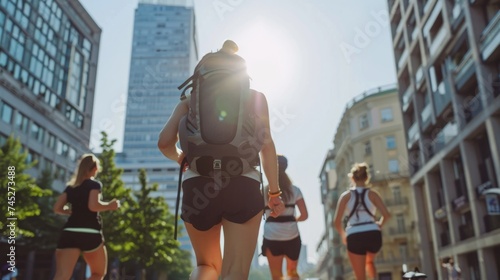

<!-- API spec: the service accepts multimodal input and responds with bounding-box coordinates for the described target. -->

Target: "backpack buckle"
[213,159,222,169]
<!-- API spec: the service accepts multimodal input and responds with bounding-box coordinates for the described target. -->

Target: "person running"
[158,40,284,280]
[262,155,308,280]
[333,162,391,280]
[53,154,120,280]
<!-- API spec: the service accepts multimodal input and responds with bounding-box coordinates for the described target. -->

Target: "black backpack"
[173,41,264,239]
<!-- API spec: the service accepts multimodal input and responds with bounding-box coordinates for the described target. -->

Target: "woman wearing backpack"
[333,162,391,280]
[158,40,284,280]
[262,155,308,280]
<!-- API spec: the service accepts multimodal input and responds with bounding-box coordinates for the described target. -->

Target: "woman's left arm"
[295,198,308,222]
[53,193,71,215]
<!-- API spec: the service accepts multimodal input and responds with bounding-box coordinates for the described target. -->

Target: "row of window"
[364,136,398,155]
[0,0,93,126]
[0,100,78,161]
[359,107,394,130]
[0,132,71,182]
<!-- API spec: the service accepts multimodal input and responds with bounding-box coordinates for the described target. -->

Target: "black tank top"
[63,179,102,230]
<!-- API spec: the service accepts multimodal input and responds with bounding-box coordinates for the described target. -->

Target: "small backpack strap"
[347,190,359,220]
[360,188,375,217]
[174,157,188,240]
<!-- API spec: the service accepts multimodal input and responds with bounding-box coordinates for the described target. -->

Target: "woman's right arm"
[158,99,189,163]
[256,92,284,216]
[88,190,120,212]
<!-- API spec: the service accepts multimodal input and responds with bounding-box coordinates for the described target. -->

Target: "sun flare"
[233,21,297,98]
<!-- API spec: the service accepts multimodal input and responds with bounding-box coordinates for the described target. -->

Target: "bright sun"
[233,21,297,98]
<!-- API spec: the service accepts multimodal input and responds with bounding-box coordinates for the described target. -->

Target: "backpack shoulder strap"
[347,189,359,220]
[174,157,188,240]
[360,188,375,217]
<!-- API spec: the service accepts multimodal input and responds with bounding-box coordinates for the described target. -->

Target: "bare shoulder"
[339,190,352,202]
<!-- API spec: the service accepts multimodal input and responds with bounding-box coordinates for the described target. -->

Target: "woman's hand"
[177,151,188,172]
[109,199,121,211]
[268,196,285,217]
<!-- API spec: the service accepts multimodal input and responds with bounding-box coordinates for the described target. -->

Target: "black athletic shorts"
[261,236,302,261]
[346,230,382,255]
[56,230,104,252]
[181,176,264,231]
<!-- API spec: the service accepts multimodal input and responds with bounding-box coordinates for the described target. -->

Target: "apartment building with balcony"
[387,0,500,279]
[316,149,340,280]
[319,85,421,280]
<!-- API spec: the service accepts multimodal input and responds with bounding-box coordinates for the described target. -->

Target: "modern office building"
[116,0,197,254]
[318,86,421,279]
[0,0,100,192]
[387,0,500,278]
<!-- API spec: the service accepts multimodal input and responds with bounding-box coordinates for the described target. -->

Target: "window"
[386,136,396,149]
[56,139,69,156]
[14,112,29,133]
[399,242,408,259]
[46,132,56,150]
[365,141,372,155]
[396,214,406,232]
[359,114,369,130]
[30,122,45,143]
[393,186,402,203]
[381,108,393,122]
[389,159,399,173]
[1,102,13,123]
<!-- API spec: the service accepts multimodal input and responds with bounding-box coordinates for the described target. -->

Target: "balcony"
[475,181,494,197]
[398,49,410,70]
[458,224,475,240]
[452,195,469,211]
[407,122,420,149]
[385,197,409,207]
[421,103,432,130]
[480,11,500,62]
[484,214,500,232]
[430,27,448,54]
[464,94,483,123]
[433,81,452,115]
[388,226,412,241]
[428,121,457,157]
[434,207,447,220]
[402,86,413,111]
[415,66,424,86]
[440,231,451,247]
[454,50,475,90]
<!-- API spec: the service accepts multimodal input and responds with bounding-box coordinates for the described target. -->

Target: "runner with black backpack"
[333,162,391,280]
[158,40,284,280]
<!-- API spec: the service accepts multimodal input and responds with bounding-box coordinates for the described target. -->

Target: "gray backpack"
[177,45,263,177]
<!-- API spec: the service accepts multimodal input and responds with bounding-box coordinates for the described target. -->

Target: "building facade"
[319,85,421,280]
[0,0,101,191]
[387,0,500,279]
[116,0,197,254]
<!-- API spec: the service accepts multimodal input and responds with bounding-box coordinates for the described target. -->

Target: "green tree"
[18,169,66,249]
[95,131,134,259]
[0,136,51,237]
[123,169,189,279]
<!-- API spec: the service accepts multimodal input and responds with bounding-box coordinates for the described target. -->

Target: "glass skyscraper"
[0,0,100,192]
[117,0,197,255]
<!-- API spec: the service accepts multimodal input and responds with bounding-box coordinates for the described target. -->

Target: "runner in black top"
[53,154,120,280]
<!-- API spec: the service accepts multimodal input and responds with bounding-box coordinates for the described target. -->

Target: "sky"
[79,0,397,264]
